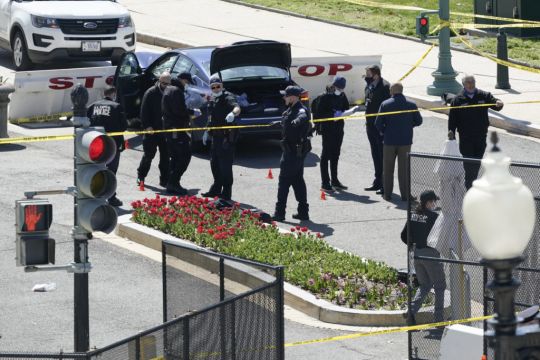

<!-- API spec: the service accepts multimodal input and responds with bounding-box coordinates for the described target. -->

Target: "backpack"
[310,93,326,120]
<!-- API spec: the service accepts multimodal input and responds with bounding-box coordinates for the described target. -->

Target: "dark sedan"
[114,40,308,148]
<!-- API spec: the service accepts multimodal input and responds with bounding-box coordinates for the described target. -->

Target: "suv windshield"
[220,66,288,81]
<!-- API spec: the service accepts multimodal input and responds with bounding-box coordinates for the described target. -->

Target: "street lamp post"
[463,132,540,359]
[427,0,462,96]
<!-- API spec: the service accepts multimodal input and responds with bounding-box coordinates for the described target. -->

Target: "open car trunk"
[224,80,291,119]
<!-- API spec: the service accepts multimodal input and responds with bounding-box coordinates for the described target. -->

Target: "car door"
[114,52,143,120]
[0,0,11,42]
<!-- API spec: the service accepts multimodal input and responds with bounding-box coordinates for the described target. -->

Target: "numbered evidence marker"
[15,199,54,266]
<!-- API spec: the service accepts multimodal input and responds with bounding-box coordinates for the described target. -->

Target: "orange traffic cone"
[124,139,130,150]
[320,191,326,200]
[266,169,274,179]
[139,181,145,191]
[481,356,487,360]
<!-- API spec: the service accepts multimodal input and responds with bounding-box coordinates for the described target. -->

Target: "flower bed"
[131,195,408,310]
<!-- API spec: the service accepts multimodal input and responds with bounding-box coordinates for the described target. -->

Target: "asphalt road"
[2,107,539,358]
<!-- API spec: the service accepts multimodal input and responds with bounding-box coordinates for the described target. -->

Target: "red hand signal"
[25,205,43,232]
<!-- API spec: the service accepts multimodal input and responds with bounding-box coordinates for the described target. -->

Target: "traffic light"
[16,199,54,266]
[416,16,429,37]
[75,127,118,233]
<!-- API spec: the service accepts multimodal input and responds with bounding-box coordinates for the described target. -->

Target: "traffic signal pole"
[427,0,462,96]
[71,84,92,353]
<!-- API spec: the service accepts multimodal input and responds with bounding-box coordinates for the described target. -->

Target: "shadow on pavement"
[331,190,377,204]
[17,121,73,129]
[0,143,26,152]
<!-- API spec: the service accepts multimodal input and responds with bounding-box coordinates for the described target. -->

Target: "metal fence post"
[495,28,511,90]
[407,152,413,360]
[231,302,237,360]
[276,266,285,360]
[162,242,168,323]
[183,318,190,360]
[0,85,15,139]
[219,257,225,302]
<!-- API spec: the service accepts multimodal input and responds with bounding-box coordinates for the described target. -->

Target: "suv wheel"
[12,31,32,71]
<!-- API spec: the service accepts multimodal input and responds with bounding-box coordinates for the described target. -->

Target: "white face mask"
[334,90,342,96]
[213,91,223,98]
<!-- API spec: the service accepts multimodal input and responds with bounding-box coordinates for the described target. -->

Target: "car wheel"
[12,31,32,71]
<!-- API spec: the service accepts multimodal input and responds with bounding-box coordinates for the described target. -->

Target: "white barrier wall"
[7,55,381,122]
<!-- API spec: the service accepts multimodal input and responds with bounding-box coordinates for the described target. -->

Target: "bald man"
[136,72,171,188]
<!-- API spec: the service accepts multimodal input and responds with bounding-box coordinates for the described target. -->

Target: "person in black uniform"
[364,65,391,194]
[162,73,193,195]
[201,77,241,201]
[136,72,171,188]
[87,86,127,207]
[315,76,359,193]
[272,86,311,222]
[448,75,504,189]
[401,190,446,325]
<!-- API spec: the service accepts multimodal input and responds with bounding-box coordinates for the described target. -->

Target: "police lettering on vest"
[92,105,111,117]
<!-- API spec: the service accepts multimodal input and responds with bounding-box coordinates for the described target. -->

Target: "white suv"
[0,0,136,70]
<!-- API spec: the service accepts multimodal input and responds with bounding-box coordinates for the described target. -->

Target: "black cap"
[420,190,440,204]
[178,72,195,85]
[280,85,303,97]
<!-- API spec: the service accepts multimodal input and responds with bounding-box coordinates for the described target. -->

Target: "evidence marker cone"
[320,191,326,200]
[266,169,274,179]
[139,181,145,191]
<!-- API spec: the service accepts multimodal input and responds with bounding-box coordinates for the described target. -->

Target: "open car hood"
[210,41,292,74]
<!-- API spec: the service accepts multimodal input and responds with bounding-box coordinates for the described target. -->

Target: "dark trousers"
[137,134,169,183]
[275,152,308,217]
[366,123,384,188]
[209,137,235,200]
[459,137,486,189]
[165,133,191,187]
[107,150,121,200]
[320,130,344,186]
[383,145,410,199]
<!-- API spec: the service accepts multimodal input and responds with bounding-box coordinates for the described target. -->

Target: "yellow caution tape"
[398,44,435,82]
[285,314,493,347]
[4,100,538,146]
[342,0,540,26]
[452,22,540,29]
[10,111,73,125]
[450,26,540,75]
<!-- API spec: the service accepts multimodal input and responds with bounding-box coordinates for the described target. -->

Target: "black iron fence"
[1,241,285,360]
[407,152,540,360]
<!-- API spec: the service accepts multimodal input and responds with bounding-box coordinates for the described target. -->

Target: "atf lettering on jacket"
[92,105,111,117]
[410,213,428,223]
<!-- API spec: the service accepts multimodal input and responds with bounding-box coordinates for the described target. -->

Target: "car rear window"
[220,66,288,81]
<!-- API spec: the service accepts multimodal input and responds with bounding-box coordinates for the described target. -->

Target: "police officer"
[364,65,391,194]
[201,77,241,201]
[272,86,311,222]
[162,73,193,195]
[87,86,127,207]
[136,72,171,188]
[315,76,359,193]
[401,190,446,325]
[448,74,504,189]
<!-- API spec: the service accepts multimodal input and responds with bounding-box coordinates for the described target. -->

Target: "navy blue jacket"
[375,94,422,146]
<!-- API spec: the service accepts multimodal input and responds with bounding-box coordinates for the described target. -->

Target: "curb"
[115,214,447,327]
[407,93,540,139]
[136,31,193,50]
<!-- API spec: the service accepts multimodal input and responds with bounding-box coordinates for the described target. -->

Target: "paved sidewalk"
[120,0,540,137]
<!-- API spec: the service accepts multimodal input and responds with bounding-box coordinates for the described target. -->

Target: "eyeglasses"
[211,85,222,90]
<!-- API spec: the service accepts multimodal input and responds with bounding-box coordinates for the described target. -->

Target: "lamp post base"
[427,71,463,96]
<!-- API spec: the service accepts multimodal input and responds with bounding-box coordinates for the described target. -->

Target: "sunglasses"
[211,85,222,90]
